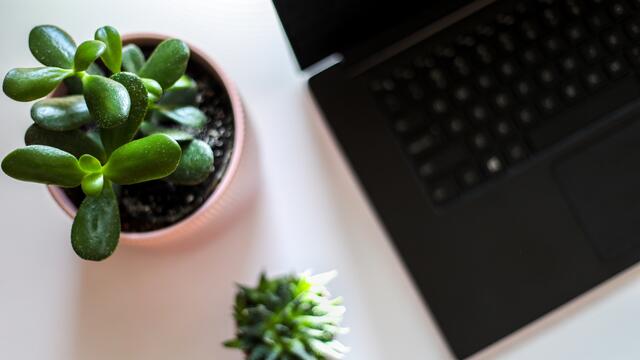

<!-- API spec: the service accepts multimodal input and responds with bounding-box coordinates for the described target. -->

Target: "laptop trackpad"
[555,119,640,260]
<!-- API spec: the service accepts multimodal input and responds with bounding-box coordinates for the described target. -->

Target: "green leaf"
[159,75,197,106]
[3,67,73,102]
[81,172,104,196]
[74,40,106,72]
[64,63,104,95]
[94,26,122,74]
[139,121,194,142]
[122,44,145,73]
[103,134,181,185]
[82,75,131,128]
[138,39,190,89]
[71,180,120,261]
[29,25,76,69]
[158,106,207,128]
[99,72,149,155]
[1,145,85,187]
[141,78,163,98]
[78,154,102,173]
[165,139,214,185]
[30,95,91,131]
[25,124,106,163]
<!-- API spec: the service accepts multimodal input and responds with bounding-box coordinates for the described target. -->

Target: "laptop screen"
[272,0,474,69]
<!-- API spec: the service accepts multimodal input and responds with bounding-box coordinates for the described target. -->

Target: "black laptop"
[273,0,640,358]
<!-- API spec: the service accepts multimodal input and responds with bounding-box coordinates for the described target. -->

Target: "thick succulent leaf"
[141,78,163,98]
[122,44,145,73]
[71,180,119,261]
[30,95,91,131]
[94,26,122,74]
[1,145,85,187]
[3,67,73,102]
[82,75,131,128]
[158,106,207,128]
[165,139,214,185]
[74,40,106,71]
[159,75,197,106]
[64,63,104,94]
[103,134,181,185]
[81,172,104,196]
[99,72,149,155]
[28,25,76,69]
[78,154,102,173]
[139,121,194,142]
[25,124,106,163]
[138,39,190,89]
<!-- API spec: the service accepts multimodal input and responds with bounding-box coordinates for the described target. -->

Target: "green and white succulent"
[225,271,350,360]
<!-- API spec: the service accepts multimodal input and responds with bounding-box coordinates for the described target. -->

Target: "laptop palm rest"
[555,115,640,260]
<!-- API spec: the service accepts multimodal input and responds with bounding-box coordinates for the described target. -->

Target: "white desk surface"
[2,1,640,359]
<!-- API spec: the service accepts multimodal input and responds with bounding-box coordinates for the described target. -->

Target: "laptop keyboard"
[367,0,640,205]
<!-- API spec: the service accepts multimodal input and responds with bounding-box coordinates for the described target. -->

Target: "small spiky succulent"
[224,271,349,360]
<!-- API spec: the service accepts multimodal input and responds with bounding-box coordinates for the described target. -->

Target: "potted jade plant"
[225,271,349,359]
[2,25,256,261]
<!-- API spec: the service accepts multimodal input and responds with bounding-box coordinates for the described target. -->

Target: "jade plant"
[1,25,215,261]
[225,271,350,360]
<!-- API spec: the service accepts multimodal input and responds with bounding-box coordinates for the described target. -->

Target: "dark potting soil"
[64,51,235,232]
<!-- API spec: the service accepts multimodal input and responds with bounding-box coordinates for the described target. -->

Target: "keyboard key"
[407,81,426,101]
[458,165,483,188]
[604,57,630,78]
[490,91,514,112]
[506,142,529,163]
[470,131,493,151]
[515,106,538,127]
[586,11,612,32]
[521,48,544,67]
[561,80,586,102]
[513,78,536,98]
[468,103,491,124]
[497,59,519,79]
[492,119,514,138]
[428,68,448,89]
[444,115,468,136]
[624,16,640,40]
[537,66,558,87]
[565,23,588,43]
[431,178,459,204]
[541,7,562,28]
[542,36,566,55]
[482,154,505,175]
[407,133,438,155]
[419,141,469,177]
[609,1,632,21]
[626,45,640,66]
[538,93,562,115]
[521,20,542,41]
[602,29,626,52]
[429,97,450,115]
[583,69,606,91]
[558,54,581,74]
[581,41,605,63]
[476,71,497,90]
[452,84,473,103]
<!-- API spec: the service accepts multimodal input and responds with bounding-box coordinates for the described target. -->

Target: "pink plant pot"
[49,33,259,247]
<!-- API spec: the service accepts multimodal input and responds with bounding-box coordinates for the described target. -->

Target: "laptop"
[273,0,640,358]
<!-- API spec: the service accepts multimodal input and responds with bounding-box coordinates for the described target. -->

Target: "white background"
[2,1,640,359]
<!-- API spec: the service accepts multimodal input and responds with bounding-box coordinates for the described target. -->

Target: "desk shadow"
[70,187,265,360]
[301,88,454,360]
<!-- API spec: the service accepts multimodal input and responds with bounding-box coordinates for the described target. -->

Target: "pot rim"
[48,32,247,243]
